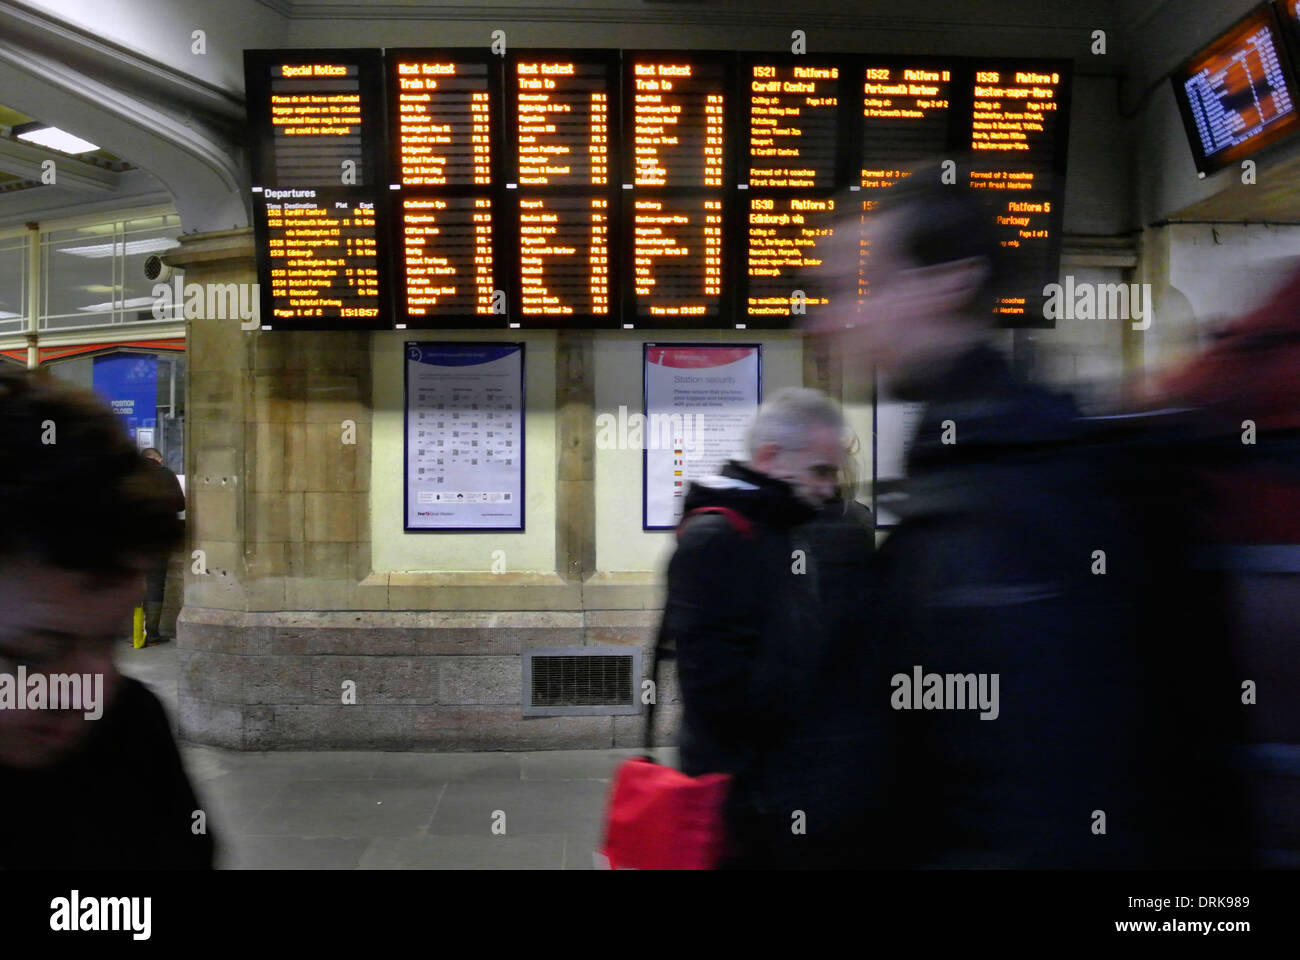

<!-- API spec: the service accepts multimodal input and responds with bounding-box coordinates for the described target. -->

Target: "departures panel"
[623,52,735,328]
[388,51,506,327]
[510,52,620,326]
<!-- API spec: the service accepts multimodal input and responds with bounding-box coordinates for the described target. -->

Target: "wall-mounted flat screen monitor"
[1172,4,1300,176]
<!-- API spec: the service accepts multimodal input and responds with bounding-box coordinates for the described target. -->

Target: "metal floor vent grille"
[523,647,642,716]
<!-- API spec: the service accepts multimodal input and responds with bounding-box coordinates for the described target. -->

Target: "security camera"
[143,254,175,283]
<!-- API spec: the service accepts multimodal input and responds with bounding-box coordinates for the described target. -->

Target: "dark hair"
[0,368,183,574]
[141,447,162,460]
[870,162,1010,314]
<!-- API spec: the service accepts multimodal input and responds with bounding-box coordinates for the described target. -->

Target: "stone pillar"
[167,229,384,747]
[168,229,256,615]
[802,332,843,397]
[556,330,595,582]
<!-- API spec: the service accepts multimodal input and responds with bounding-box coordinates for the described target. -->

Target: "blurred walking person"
[809,170,1250,867]
[0,369,215,868]
[1135,263,1300,863]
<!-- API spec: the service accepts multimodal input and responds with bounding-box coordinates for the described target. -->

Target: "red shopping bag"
[599,757,731,870]
[597,505,753,870]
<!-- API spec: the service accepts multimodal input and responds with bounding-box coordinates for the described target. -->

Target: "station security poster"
[404,342,525,530]
[643,343,762,530]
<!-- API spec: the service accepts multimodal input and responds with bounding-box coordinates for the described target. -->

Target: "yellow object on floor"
[132,605,147,649]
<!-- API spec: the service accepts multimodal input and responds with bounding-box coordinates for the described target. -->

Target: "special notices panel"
[623,52,735,327]
[388,51,505,326]
[245,49,391,330]
[510,52,620,326]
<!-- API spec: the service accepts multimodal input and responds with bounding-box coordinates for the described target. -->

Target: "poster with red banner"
[643,343,761,529]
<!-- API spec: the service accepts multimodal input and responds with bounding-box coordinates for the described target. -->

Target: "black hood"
[680,460,818,529]
[906,343,1083,473]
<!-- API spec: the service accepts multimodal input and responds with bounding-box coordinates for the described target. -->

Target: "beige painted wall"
[370,327,875,576]
[370,329,559,574]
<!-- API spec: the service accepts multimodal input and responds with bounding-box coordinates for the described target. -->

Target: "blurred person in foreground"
[0,368,214,869]
[806,170,1251,867]
[1135,265,1300,864]
[1143,263,1300,746]
[139,447,185,644]
[660,388,881,868]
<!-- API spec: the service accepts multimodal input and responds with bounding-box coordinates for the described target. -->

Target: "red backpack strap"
[677,505,756,539]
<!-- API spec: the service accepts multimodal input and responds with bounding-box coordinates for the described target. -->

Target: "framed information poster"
[404,342,525,531]
[642,343,762,530]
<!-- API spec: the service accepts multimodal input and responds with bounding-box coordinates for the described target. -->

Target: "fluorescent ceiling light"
[57,237,178,259]
[15,125,98,155]
[0,309,22,319]
[77,296,164,312]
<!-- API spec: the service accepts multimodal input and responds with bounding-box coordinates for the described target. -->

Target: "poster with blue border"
[404,342,525,531]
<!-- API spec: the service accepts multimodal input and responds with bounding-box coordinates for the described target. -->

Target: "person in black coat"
[802,485,875,687]
[870,343,1155,866]
[660,387,883,868]
[0,369,215,869]
[807,170,1251,867]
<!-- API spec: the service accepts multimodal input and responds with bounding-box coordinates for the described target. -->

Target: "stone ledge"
[178,609,591,658]
[177,701,626,752]
[385,572,572,587]
[181,572,673,613]
[581,573,665,611]
[181,607,587,629]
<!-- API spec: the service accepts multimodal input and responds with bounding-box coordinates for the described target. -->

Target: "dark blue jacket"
[872,344,1252,867]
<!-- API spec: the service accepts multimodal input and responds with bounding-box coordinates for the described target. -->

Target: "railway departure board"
[246,48,1072,330]
[745,57,849,187]
[624,53,732,325]
[388,51,503,326]
[967,62,1070,319]
[512,53,619,322]
[391,57,494,187]
[741,55,851,325]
